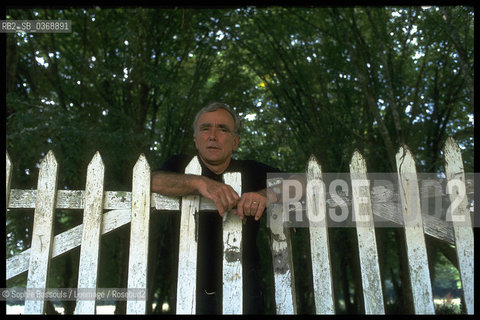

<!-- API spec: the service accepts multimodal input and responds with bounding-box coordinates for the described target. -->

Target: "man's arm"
[151,171,203,197]
[151,171,240,217]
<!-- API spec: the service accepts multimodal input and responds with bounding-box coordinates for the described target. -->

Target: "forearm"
[152,171,241,217]
[151,171,204,197]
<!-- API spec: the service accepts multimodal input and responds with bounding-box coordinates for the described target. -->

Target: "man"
[151,102,280,314]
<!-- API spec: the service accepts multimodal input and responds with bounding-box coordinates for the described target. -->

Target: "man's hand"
[197,177,240,217]
[235,191,267,221]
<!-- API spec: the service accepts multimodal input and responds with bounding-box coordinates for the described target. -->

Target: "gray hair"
[193,102,242,137]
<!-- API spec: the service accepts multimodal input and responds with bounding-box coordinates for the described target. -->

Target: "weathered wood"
[6,152,12,209]
[176,156,201,314]
[6,204,217,281]
[443,137,474,314]
[25,151,58,314]
[222,172,243,314]
[5,141,473,315]
[396,146,434,314]
[7,188,459,245]
[307,156,335,314]
[75,152,105,314]
[7,190,202,211]
[269,204,296,314]
[350,151,384,314]
[126,154,151,314]
[7,189,176,211]
[7,209,131,280]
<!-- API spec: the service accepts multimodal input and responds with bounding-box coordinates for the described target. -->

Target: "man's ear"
[233,135,240,151]
[194,136,199,149]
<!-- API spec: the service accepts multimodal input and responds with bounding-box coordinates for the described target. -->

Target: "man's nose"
[208,127,217,140]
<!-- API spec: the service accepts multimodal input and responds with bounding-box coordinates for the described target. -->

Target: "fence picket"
[24,151,58,314]
[396,146,434,314]
[269,204,296,314]
[6,152,12,208]
[307,156,335,314]
[176,156,201,314]
[75,152,105,314]
[350,151,384,314]
[126,154,151,314]
[443,137,474,314]
[222,172,243,314]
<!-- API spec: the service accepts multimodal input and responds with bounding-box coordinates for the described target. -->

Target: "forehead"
[197,109,235,127]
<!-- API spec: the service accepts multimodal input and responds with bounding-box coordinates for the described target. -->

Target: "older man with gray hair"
[151,101,280,314]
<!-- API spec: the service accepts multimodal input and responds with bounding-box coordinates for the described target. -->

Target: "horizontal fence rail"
[5,137,474,314]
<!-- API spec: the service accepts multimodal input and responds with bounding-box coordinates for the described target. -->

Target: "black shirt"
[157,154,280,314]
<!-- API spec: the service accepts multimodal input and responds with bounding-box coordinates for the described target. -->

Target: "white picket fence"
[5,137,473,314]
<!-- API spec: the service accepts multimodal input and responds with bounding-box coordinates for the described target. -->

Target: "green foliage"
[6,6,473,314]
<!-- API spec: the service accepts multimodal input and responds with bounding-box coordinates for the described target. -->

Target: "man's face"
[194,108,240,166]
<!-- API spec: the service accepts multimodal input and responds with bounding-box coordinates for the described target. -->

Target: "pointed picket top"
[395,144,417,175]
[350,149,366,174]
[133,153,150,174]
[443,137,464,177]
[35,150,59,197]
[42,150,57,165]
[307,155,322,179]
[35,150,59,192]
[88,151,105,171]
[85,151,105,190]
[306,155,325,226]
[349,149,371,225]
[185,155,201,174]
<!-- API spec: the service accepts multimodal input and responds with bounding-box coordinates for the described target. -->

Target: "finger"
[224,190,240,214]
[244,198,255,216]
[216,189,234,214]
[219,191,231,213]
[223,185,240,206]
[254,201,266,221]
[214,199,226,217]
[236,197,245,219]
[250,199,261,217]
